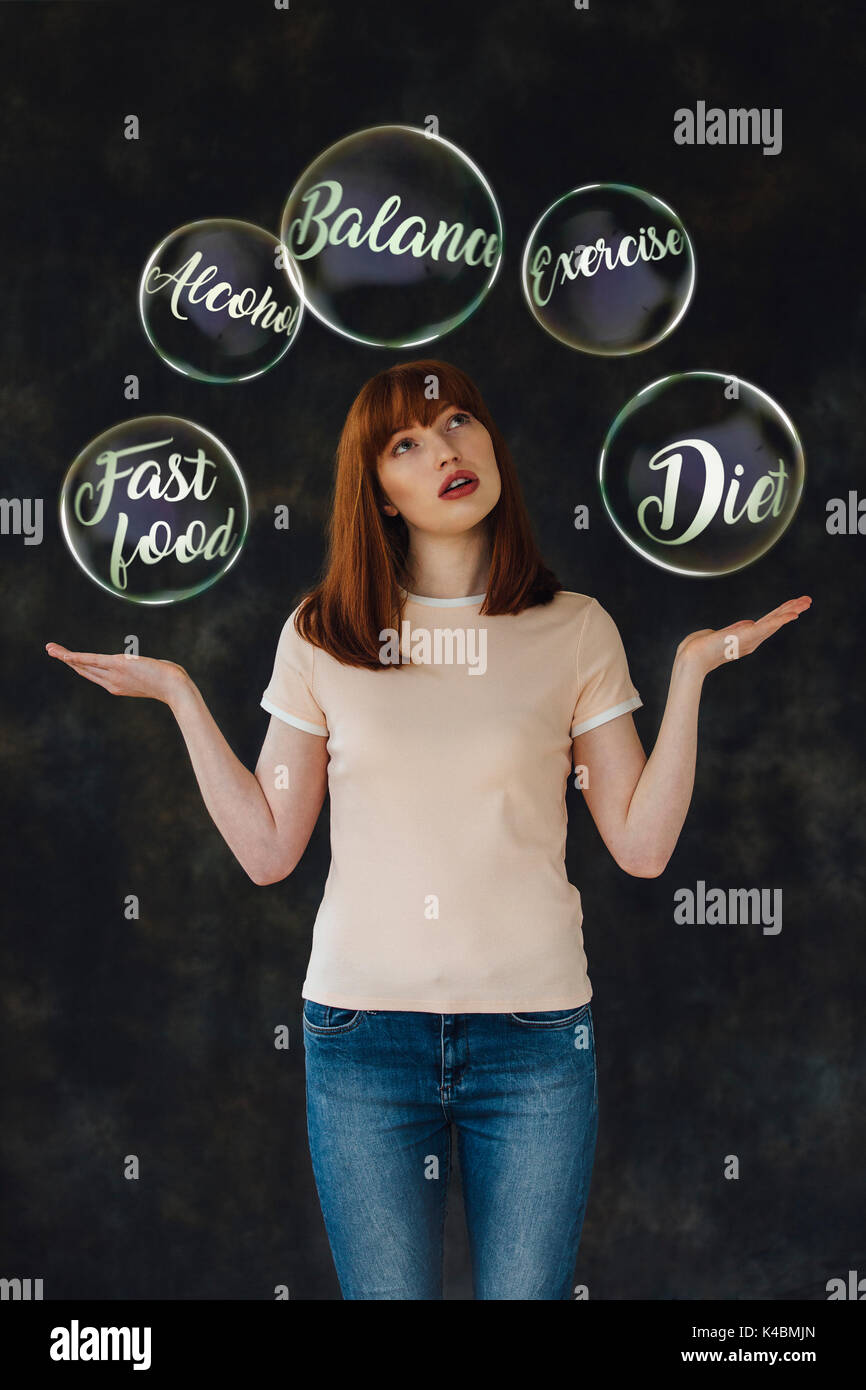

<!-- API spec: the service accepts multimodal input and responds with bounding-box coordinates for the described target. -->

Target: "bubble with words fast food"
[599,373,805,576]
[522,183,695,354]
[59,416,249,602]
[138,219,303,381]
[279,124,503,347]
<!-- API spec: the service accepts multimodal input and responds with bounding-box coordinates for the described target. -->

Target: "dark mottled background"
[1,0,864,1301]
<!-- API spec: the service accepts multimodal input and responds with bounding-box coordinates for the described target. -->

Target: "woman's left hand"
[675,595,812,678]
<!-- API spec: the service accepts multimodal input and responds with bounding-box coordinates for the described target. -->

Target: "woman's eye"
[391,412,470,455]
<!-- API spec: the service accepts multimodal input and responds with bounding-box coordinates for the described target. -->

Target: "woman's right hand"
[45,642,189,706]
[44,639,327,885]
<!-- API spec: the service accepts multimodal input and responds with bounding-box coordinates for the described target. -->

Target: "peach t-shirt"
[260,588,642,1012]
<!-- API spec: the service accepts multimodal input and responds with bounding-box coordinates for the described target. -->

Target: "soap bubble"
[279,124,503,347]
[59,416,249,602]
[599,373,805,575]
[522,183,695,354]
[139,218,303,381]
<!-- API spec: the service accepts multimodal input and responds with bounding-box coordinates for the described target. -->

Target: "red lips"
[438,470,479,498]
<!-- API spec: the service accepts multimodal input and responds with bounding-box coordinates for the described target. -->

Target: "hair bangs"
[361,361,484,463]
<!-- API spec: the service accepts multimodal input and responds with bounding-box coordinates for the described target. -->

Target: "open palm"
[45,642,186,704]
[676,595,812,677]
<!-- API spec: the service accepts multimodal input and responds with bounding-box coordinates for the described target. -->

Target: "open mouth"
[438,472,479,499]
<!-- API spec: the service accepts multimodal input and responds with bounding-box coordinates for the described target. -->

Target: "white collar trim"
[399,587,486,608]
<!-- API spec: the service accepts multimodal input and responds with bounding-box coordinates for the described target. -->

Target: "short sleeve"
[260,606,329,737]
[570,598,642,737]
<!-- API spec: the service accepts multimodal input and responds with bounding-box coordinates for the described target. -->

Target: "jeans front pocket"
[508,1002,592,1029]
[302,998,364,1035]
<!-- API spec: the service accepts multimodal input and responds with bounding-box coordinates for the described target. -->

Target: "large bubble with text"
[279,124,503,347]
[139,219,303,382]
[599,373,805,575]
[522,183,695,354]
[59,416,249,602]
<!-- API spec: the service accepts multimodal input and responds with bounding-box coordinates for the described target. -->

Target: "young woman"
[47,359,811,1300]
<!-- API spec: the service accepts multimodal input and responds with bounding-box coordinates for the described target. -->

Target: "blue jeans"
[303,999,599,1300]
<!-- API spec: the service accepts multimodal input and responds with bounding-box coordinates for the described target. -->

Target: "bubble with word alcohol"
[139,219,303,381]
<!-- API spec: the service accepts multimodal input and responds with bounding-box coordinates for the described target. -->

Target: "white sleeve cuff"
[261,695,328,736]
[571,695,642,738]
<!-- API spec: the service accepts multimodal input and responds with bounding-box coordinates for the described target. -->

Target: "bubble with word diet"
[59,416,249,602]
[139,219,303,381]
[522,183,695,354]
[279,124,503,347]
[599,373,805,576]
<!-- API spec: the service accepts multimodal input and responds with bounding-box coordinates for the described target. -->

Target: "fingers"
[709,598,810,664]
[757,596,812,623]
[46,643,115,670]
[723,599,810,657]
[723,597,811,638]
[754,600,811,636]
[45,644,122,691]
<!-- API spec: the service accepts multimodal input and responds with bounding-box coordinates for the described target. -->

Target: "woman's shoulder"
[544,589,598,623]
[268,600,318,665]
[552,589,595,608]
[552,589,628,621]
[511,590,598,644]
[541,590,630,644]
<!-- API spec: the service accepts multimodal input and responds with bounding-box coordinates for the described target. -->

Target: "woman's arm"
[45,645,328,885]
[571,595,812,877]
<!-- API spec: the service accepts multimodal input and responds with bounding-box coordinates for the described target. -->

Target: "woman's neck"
[403,544,491,601]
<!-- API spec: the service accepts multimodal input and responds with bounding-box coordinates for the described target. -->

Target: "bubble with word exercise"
[59,416,249,603]
[279,124,503,347]
[599,373,805,576]
[139,219,303,381]
[522,183,695,354]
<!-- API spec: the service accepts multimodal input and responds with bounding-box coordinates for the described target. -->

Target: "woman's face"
[376,402,501,534]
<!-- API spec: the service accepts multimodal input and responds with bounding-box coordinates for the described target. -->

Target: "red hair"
[294,359,563,669]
